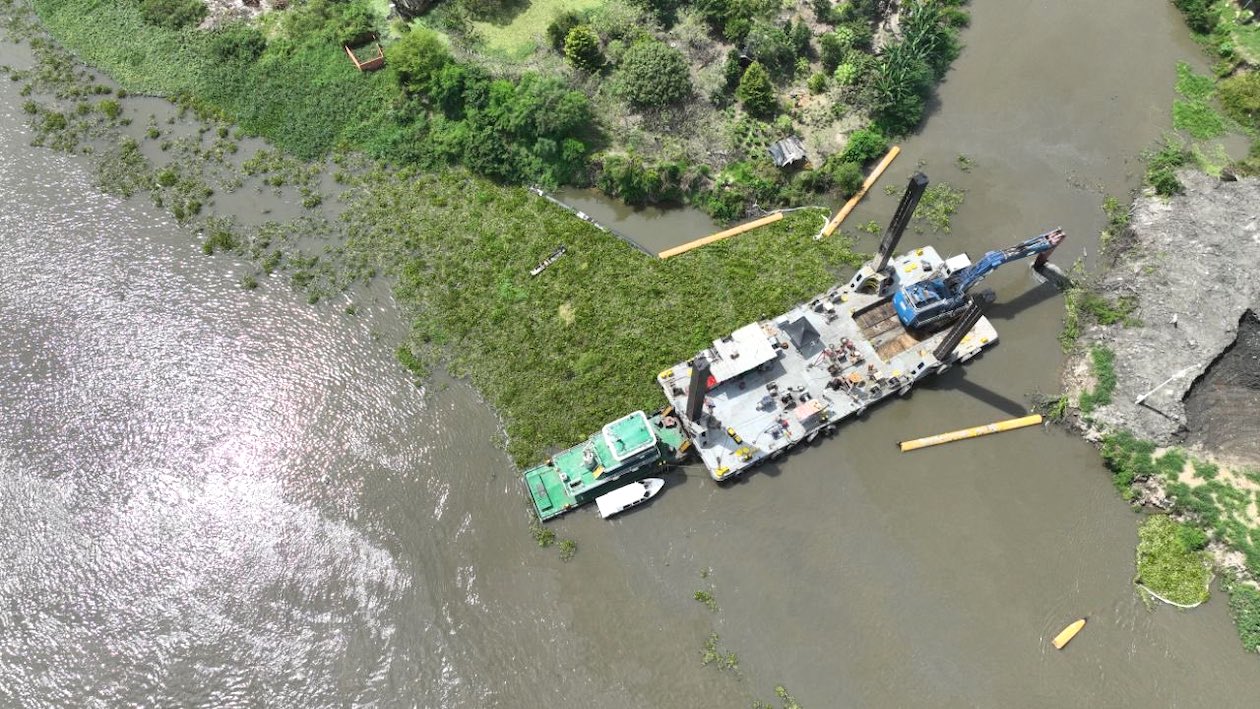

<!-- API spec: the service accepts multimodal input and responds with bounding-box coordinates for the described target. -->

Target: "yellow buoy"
[1052,619,1086,650]
[658,212,783,259]
[898,414,1043,452]
[819,146,901,238]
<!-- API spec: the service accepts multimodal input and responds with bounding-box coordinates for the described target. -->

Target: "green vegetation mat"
[337,168,860,463]
[1173,62,1228,139]
[1135,515,1212,607]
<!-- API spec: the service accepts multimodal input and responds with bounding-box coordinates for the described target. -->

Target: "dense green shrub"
[819,28,853,71]
[743,21,795,78]
[595,153,698,204]
[787,19,812,56]
[389,27,453,96]
[1219,71,1260,131]
[138,0,206,30]
[807,72,828,94]
[721,49,744,94]
[429,63,490,118]
[1172,0,1218,34]
[839,127,887,164]
[564,26,603,72]
[693,0,775,43]
[616,40,692,108]
[328,0,378,45]
[207,23,267,64]
[833,62,859,86]
[547,10,584,51]
[459,74,592,184]
[811,0,833,22]
[870,0,960,136]
[736,61,776,118]
[462,0,519,19]
[830,160,863,197]
[833,0,879,23]
[631,0,683,26]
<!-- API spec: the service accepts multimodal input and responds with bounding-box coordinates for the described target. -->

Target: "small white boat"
[596,478,665,519]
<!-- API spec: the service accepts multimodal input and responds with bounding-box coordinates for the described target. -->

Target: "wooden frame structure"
[344,35,385,72]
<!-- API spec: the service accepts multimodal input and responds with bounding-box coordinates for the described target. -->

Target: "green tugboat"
[524,409,690,521]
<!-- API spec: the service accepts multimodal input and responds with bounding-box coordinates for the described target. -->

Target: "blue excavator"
[892,227,1066,330]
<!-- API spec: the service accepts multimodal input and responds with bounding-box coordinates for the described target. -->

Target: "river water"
[3,0,1259,706]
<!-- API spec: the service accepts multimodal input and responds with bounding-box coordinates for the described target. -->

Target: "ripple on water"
[0,102,468,705]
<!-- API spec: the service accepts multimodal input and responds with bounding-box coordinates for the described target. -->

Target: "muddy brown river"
[3,0,1259,706]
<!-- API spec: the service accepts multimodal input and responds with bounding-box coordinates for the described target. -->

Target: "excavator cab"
[893,280,956,330]
[893,228,1066,330]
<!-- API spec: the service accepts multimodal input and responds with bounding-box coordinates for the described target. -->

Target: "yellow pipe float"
[657,212,783,259]
[898,414,1043,452]
[819,145,901,239]
[1052,618,1086,650]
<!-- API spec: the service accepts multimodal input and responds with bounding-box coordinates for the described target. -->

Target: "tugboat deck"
[524,410,689,521]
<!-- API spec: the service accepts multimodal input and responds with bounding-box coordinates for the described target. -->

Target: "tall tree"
[736,61,776,118]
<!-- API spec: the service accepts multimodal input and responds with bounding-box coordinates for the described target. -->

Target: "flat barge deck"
[657,245,997,481]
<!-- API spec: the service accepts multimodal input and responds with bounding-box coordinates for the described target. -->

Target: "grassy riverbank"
[29,0,968,219]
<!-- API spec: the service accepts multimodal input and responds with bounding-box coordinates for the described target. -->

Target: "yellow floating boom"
[819,145,901,239]
[898,414,1043,452]
[657,212,783,259]
[1052,618,1086,650]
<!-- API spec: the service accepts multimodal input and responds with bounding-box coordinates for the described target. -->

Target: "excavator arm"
[893,228,1065,330]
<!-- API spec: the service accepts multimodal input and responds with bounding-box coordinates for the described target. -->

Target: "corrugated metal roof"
[767,136,806,167]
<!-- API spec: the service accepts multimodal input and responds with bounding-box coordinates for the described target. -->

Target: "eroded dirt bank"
[1065,171,1260,464]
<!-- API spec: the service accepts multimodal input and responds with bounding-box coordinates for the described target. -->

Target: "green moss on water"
[1176,61,1216,101]
[1173,98,1228,138]
[910,182,965,233]
[1135,515,1211,607]
[701,633,738,671]
[1228,582,1260,652]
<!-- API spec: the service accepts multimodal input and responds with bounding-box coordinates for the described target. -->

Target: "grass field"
[472,0,607,59]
